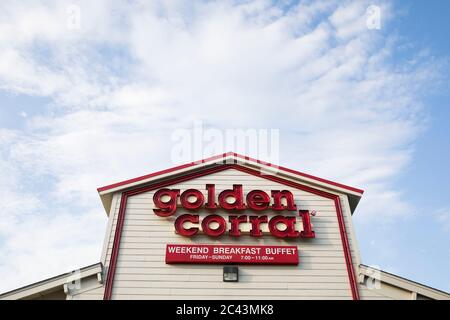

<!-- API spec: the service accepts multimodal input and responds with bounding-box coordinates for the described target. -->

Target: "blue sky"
[353,0,450,291]
[0,0,449,294]
[393,1,450,210]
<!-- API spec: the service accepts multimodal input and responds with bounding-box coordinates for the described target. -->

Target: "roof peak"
[97,151,364,195]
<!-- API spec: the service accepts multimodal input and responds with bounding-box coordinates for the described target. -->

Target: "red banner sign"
[165,244,299,265]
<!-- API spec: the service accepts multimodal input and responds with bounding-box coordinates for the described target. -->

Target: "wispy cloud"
[435,208,450,232]
[0,0,447,293]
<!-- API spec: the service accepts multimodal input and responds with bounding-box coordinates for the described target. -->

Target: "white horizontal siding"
[113,295,353,300]
[114,287,352,297]
[103,168,361,299]
[116,274,349,282]
[111,266,350,276]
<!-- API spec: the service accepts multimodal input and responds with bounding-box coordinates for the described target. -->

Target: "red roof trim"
[97,152,364,194]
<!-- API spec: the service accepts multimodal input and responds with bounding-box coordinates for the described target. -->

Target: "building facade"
[1,152,449,300]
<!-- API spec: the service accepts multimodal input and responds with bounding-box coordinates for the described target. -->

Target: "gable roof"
[359,264,450,300]
[0,263,103,300]
[97,152,364,215]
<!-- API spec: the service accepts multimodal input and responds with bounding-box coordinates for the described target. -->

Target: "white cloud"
[435,208,450,232]
[0,0,447,293]
[0,208,106,292]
